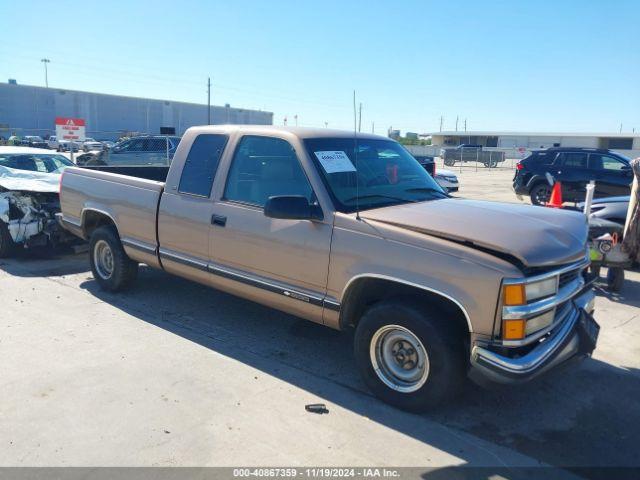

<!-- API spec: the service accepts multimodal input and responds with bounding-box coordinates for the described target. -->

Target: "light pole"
[41,58,50,88]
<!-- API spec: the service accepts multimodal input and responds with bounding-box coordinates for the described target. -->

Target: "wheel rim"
[534,186,551,204]
[370,325,430,393]
[94,240,114,280]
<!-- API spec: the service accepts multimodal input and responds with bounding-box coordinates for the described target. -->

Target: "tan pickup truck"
[59,126,599,411]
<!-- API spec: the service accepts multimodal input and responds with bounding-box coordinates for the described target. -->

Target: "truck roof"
[184,125,391,141]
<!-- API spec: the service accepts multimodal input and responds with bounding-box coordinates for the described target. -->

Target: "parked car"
[57,140,81,152]
[0,147,77,256]
[22,136,49,149]
[59,126,598,411]
[89,135,181,166]
[98,140,116,149]
[433,168,459,192]
[82,138,104,152]
[579,195,630,226]
[47,135,60,150]
[514,148,633,205]
[440,144,503,168]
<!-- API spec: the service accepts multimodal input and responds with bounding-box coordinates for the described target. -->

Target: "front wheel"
[89,226,138,292]
[354,300,466,411]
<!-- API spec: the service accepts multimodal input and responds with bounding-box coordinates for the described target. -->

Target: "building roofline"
[0,82,272,115]
[424,130,640,138]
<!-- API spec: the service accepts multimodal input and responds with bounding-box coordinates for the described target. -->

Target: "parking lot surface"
[1,167,639,476]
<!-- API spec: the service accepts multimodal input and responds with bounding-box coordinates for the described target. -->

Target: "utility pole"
[358,103,362,132]
[619,123,623,133]
[455,116,459,131]
[324,121,328,128]
[464,118,467,132]
[41,58,50,88]
[372,122,375,134]
[294,114,298,126]
[439,115,443,132]
[207,77,211,125]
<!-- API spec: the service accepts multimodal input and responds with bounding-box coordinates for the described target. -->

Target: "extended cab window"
[178,134,228,197]
[224,136,313,207]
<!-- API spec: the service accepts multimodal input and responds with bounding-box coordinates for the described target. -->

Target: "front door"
[209,135,333,320]
[588,153,633,197]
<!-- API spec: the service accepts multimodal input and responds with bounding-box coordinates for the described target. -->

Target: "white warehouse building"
[426,131,640,158]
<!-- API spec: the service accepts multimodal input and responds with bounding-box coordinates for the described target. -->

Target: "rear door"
[157,134,228,284]
[555,151,590,202]
[588,153,633,197]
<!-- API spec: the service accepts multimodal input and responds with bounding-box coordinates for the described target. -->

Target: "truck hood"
[362,199,587,268]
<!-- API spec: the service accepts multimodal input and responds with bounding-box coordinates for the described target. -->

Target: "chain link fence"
[405,145,530,171]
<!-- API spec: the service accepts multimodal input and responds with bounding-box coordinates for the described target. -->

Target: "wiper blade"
[404,187,449,197]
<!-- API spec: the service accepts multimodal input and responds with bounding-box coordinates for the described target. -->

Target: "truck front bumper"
[469,288,598,384]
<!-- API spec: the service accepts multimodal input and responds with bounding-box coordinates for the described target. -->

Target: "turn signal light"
[503,284,526,306]
[502,319,526,340]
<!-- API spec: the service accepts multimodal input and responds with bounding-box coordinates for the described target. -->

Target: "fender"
[340,273,473,332]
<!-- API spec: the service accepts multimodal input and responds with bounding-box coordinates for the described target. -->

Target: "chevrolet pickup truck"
[59,126,599,411]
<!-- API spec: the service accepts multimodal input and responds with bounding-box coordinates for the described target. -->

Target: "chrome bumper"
[470,287,597,384]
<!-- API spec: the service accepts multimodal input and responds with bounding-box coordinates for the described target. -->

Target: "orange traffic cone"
[546,181,563,208]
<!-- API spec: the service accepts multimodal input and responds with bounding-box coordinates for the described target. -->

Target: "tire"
[0,220,17,258]
[606,267,624,292]
[590,264,601,278]
[530,182,552,206]
[354,299,466,412]
[89,225,138,292]
[444,159,455,167]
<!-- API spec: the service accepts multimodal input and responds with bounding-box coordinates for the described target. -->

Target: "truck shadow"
[0,250,88,277]
[78,266,640,475]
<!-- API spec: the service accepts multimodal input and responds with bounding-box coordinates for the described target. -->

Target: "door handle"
[211,214,227,227]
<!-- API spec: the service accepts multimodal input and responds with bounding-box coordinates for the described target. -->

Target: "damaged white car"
[0,147,77,257]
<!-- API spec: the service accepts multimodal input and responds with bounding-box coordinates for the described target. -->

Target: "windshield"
[304,137,446,213]
[0,153,74,173]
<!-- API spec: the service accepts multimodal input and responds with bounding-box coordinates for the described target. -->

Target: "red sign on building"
[55,117,86,141]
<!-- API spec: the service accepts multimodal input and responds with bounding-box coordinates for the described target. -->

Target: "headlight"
[525,309,555,335]
[502,277,557,306]
[525,277,558,302]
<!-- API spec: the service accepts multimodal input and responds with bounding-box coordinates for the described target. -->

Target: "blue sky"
[1,0,638,134]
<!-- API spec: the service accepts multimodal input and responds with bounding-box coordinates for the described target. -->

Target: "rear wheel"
[444,159,455,167]
[89,226,138,291]
[354,299,466,411]
[530,182,552,206]
[0,220,17,258]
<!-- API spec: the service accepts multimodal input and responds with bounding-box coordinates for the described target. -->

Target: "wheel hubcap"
[94,240,114,280]
[370,325,429,393]
[536,187,550,204]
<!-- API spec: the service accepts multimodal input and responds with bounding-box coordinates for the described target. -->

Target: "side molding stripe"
[158,250,339,311]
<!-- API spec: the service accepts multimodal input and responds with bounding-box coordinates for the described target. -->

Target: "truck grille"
[558,268,581,290]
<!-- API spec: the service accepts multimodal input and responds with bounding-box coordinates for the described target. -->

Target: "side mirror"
[264,195,323,221]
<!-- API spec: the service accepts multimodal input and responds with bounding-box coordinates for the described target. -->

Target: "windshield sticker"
[314,151,356,174]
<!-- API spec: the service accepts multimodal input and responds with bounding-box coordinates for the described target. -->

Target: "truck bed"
[60,167,164,265]
[80,165,170,183]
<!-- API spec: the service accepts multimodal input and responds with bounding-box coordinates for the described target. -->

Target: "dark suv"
[513,148,633,205]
